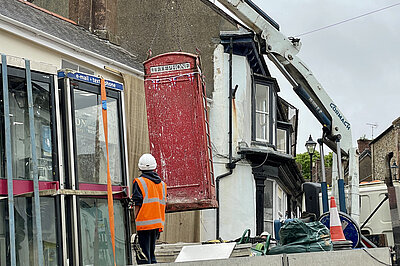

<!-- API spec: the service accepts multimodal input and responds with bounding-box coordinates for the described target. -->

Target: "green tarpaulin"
[267,219,332,255]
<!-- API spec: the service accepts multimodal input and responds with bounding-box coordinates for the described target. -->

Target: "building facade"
[0,1,145,265]
[34,0,304,242]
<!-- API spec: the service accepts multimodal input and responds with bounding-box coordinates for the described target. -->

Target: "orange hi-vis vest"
[135,177,167,231]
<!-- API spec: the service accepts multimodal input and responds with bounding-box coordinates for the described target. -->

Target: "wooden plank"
[159,210,200,243]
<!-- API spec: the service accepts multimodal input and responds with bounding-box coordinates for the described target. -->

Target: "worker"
[132,153,167,264]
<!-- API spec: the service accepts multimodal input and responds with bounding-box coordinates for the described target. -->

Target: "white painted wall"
[201,44,256,241]
[209,44,253,156]
[201,44,292,241]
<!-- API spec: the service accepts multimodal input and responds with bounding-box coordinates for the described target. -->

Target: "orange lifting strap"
[100,79,116,266]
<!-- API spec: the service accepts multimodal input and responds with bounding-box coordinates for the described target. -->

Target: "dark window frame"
[277,121,292,154]
[251,75,278,145]
[0,65,62,265]
[63,79,131,265]
[68,80,127,188]
[76,197,129,266]
[0,66,58,181]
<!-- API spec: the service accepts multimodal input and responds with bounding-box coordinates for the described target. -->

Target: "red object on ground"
[144,52,217,212]
[329,196,346,241]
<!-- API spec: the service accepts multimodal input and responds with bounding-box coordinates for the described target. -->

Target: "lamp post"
[391,161,399,180]
[305,135,317,180]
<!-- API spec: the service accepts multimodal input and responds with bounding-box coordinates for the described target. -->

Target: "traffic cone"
[329,196,346,241]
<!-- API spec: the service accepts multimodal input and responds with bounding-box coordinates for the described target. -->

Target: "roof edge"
[18,0,77,25]
[370,125,393,145]
[0,13,144,77]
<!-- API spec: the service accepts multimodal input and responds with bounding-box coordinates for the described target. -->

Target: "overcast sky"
[235,0,400,153]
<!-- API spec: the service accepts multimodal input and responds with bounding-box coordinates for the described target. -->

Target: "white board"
[175,242,236,262]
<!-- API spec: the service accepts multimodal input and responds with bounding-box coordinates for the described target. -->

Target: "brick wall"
[357,138,371,153]
[371,118,400,180]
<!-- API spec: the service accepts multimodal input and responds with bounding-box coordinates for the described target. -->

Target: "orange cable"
[101,79,116,266]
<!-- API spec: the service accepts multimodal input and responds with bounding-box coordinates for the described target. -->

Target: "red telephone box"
[144,52,217,212]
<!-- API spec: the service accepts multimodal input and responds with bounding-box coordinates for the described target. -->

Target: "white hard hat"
[138,153,157,171]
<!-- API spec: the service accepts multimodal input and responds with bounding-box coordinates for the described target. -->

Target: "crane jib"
[293,85,332,131]
[329,103,351,130]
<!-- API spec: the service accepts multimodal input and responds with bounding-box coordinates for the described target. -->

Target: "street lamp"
[305,135,317,180]
[391,161,399,180]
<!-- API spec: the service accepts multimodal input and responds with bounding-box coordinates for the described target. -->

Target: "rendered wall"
[117,0,238,97]
[200,45,256,241]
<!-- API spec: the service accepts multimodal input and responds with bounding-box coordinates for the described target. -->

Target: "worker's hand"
[128,198,134,209]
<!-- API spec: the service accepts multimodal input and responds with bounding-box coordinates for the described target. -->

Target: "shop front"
[0,55,131,265]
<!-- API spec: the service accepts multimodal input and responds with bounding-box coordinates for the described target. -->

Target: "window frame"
[0,64,61,265]
[60,77,131,265]
[0,196,61,266]
[77,198,129,266]
[69,80,127,188]
[0,66,58,181]
[277,121,292,154]
[251,75,277,145]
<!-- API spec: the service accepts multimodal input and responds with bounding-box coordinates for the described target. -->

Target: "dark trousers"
[137,229,159,264]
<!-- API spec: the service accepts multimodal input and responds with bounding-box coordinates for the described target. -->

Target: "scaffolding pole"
[2,54,16,266]
[25,59,44,266]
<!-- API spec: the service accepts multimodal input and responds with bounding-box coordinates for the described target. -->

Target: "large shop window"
[0,63,58,266]
[0,67,54,180]
[71,82,123,185]
[64,75,130,265]
[79,198,126,265]
[0,197,58,266]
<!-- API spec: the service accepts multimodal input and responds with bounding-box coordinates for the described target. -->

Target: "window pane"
[6,75,53,180]
[256,113,268,141]
[79,198,126,266]
[255,84,269,113]
[0,198,58,266]
[277,128,287,153]
[255,83,270,142]
[74,89,122,184]
[34,81,53,181]
[272,93,276,144]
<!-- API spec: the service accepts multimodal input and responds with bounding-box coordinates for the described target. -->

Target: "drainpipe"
[216,37,237,239]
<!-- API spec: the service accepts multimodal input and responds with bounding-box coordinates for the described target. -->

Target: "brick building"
[370,117,400,180]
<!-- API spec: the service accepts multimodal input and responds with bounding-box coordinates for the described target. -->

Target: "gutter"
[0,14,144,78]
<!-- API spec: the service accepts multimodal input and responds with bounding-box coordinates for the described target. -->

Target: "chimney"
[393,117,400,128]
[69,0,118,44]
[357,138,371,153]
